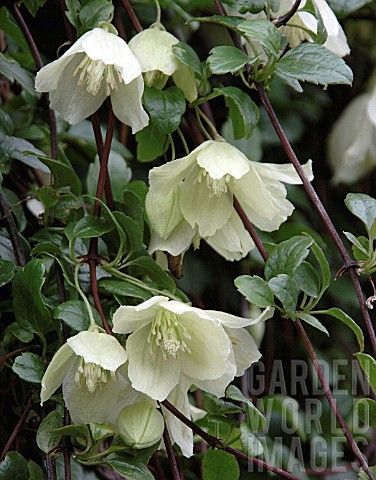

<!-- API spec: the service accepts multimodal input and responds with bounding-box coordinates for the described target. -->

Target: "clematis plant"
[128,25,197,102]
[276,0,350,57]
[40,329,138,425]
[145,139,313,261]
[328,81,376,183]
[112,295,272,402]
[35,25,149,132]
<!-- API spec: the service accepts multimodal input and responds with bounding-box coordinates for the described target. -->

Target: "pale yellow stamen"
[74,358,115,393]
[74,55,123,96]
[147,309,191,359]
[197,169,231,197]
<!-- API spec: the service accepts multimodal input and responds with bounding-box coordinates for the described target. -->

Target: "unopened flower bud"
[117,402,164,449]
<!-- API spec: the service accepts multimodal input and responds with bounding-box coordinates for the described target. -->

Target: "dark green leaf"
[71,216,114,240]
[265,236,314,281]
[355,398,376,427]
[193,15,243,32]
[0,452,29,480]
[234,275,274,307]
[128,256,175,292]
[298,312,329,336]
[12,259,52,334]
[260,395,306,440]
[0,108,14,135]
[268,274,299,318]
[327,0,373,17]
[314,308,364,351]
[36,410,64,454]
[99,278,152,300]
[0,133,49,173]
[53,300,101,331]
[38,157,82,195]
[306,235,331,306]
[203,392,242,416]
[172,41,204,78]
[106,453,155,480]
[136,121,167,162]
[0,259,15,287]
[276,43,353,92]
[294,261,320,298]
[237,19,282,57]
[203,449,239,480]
[21,0,48,16]
[344,193,376,234]
[123,189,144,227]
[215,86,259,139]
[355,353,376,395]
[207,46,249,74]
[12,352,45,383]
[0,53,35,95]
[222,0,267,14]
[78,0,113,33]
[143,87,186,134]
[28,460,45,480]
[113,212,143,253]
[225,385,266,431]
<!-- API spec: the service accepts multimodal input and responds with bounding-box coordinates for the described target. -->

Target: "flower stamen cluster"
[75,359,115,393]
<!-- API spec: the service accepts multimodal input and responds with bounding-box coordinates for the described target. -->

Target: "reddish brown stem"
[163,427,182,480]
[88,248,112,335]
[295,320,375,480]
[121,0,143,32]
[162,400,300,480]
[11,3,58,160]
[256,85,376,357]
[0,192,26,266]
[274,0,302,27]
[0,394,33,460]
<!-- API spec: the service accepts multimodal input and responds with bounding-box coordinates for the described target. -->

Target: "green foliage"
[12,352,45,383]
[0,452,29,480]
[65,0,114,35]
[237,19,282,57]
[203,449,239,480]
[143,87,186,134]
[0,53,35,95]
[207,46,249,75]
[222,0,267,14]
[105,454,156,480]
[36,410,64,454]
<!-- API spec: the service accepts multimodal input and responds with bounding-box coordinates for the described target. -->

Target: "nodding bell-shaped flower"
[128,26,198,102]
[276,0,350,57]
[35,26,149,133]
[117,401,165,449]
[328,82,376,184]
[40,330,138,425]
[145,139,313,261]
[112,296,272,402]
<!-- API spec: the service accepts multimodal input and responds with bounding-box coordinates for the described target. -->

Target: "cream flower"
[112,296,270,402]
[35,27,149,132]
[328,84,376,183]
[40,330,138,425]
[128,27,197,102]
[276,0,350,57]
[145,139,313,261]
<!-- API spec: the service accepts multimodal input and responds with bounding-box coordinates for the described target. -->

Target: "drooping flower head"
[145,139,313,261]
[40,330,138,424]
[328,82,376,183]
[112,296,271,401]
[35,26,149,132]
[128,26,197,102]
[277,0,350,57]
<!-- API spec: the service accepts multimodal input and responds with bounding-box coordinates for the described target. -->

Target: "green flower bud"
[117,402,164,449]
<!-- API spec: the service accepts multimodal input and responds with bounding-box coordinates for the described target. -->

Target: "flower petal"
[251,160,313,184]
[180,165,233,237]
[63,364,140,424]
[162,385,194,458]
[189,354,236,397]
[205,305,274,329]
[146,187,183,239]
[148,150,200,196]
[205,210,254,261]
[128,29,178,75]
[82,28,142,83]
[313,0,350,57]
[67,331,127,372]
[40,343,76,404]
[173,61,198,103]
[196,140,250,180]
[112,296,167,334]
[225,327,262,376]
[110,76,149,133]
[180,315,231,380]
[148,220,195,256]
[49,53,107,124]
[127,326,181,401]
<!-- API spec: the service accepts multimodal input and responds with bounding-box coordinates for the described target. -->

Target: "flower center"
[147,309,191,359]
[198,169,231,197]
[74,358,115,393]
[74,55,123,96]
